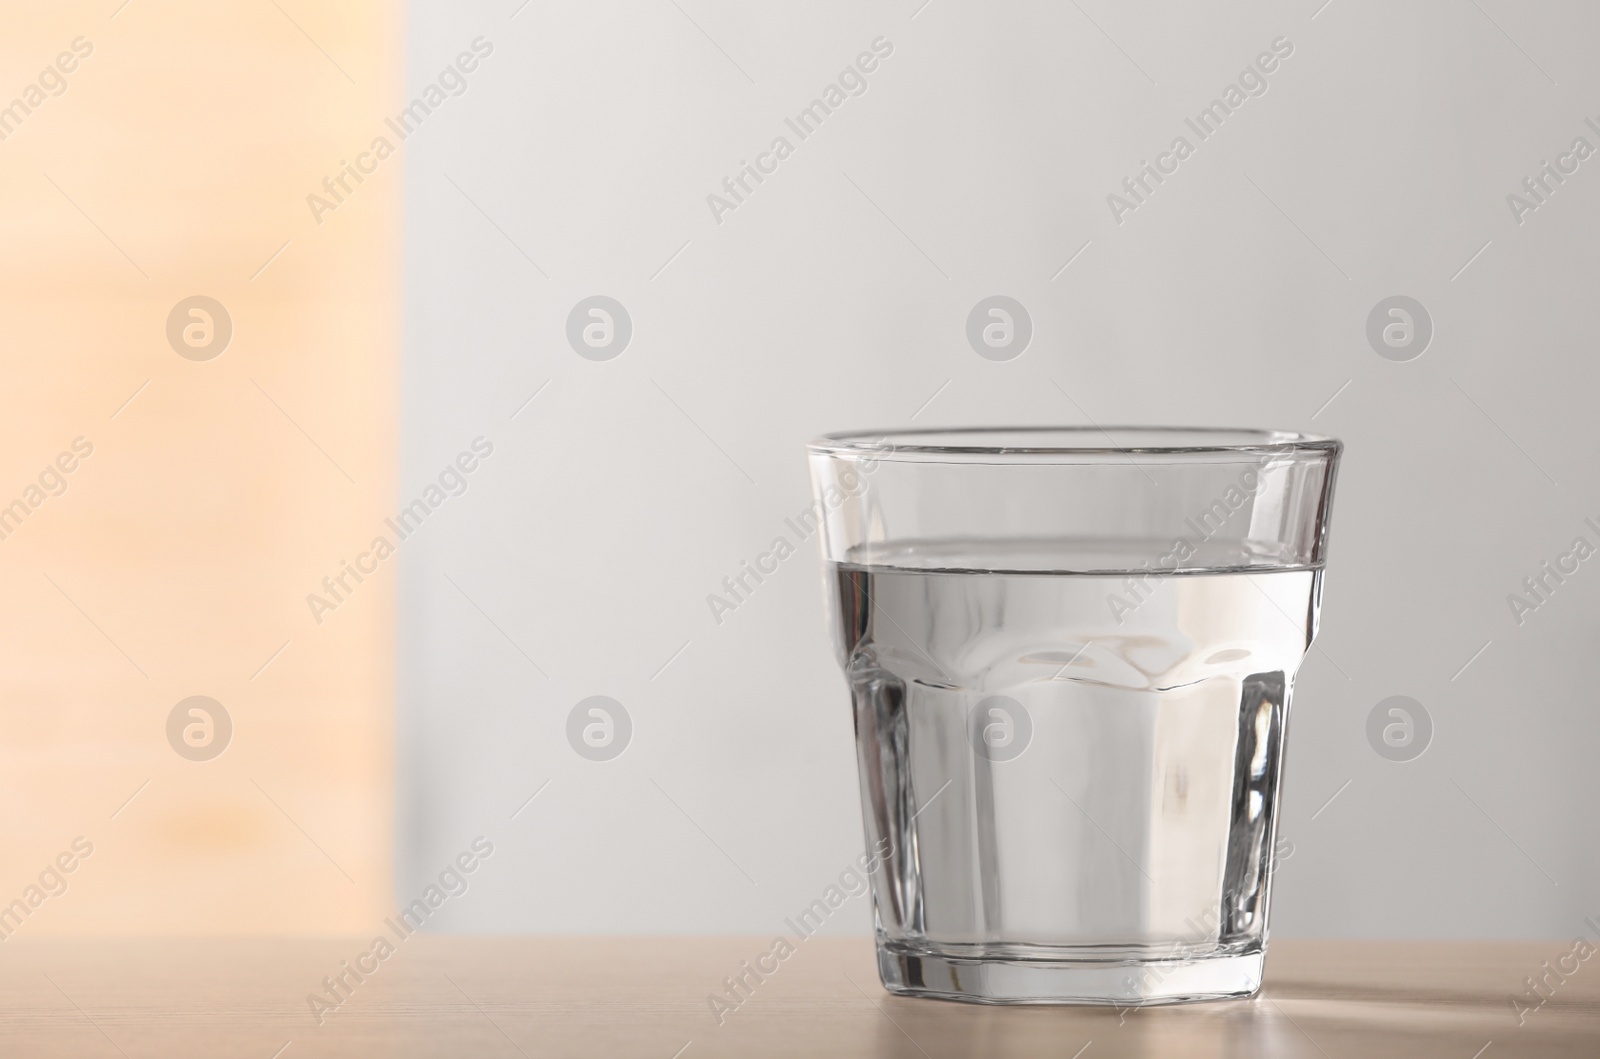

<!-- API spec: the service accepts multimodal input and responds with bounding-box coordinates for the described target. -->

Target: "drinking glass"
[806,427,1341,1005]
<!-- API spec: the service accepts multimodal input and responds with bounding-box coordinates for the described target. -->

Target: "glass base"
[877,942,1264,1006]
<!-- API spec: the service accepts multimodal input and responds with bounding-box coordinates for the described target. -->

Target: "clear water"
[830,546,1319,965]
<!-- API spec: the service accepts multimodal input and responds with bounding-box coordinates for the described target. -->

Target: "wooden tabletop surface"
[1,937,1596,1057]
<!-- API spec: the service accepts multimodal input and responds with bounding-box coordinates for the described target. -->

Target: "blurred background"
[4,0,1597,942]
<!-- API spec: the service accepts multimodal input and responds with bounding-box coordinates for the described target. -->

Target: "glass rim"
[808,426,1341,461]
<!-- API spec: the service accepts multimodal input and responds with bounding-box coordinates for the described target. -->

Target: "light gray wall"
[397,0,1600,938]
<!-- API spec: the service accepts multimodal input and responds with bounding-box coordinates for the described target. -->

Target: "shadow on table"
[858,978,1591,1059]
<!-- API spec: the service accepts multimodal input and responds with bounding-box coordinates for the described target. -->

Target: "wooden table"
[2,938,1595,1057]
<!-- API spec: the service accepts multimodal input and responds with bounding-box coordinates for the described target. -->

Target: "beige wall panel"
[0,1,403,933]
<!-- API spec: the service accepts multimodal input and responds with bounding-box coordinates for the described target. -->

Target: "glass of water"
[807,427,1341,1005]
